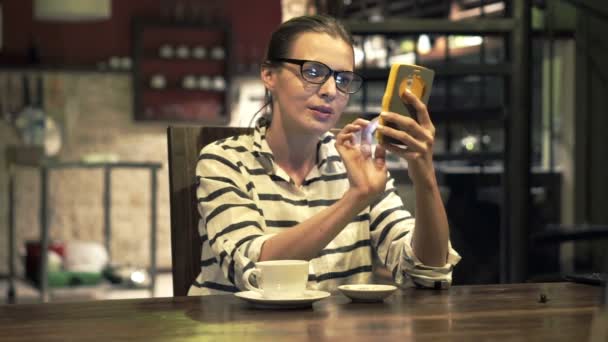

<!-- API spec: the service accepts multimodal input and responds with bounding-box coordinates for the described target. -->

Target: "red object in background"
[0,0,281,66]
[25,241,65,284]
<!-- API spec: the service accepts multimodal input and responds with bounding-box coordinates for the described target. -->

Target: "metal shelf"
[346,106,505,123]
[0,65,129,74]
[360,63,511,79]
[340,1,533,283]
[6,150,162,303]
[345,18,516,35]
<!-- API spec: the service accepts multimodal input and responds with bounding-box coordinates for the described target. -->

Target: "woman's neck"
[265,120,319,186]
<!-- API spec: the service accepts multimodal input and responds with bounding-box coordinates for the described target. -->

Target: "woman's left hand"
[335,118,388,204]
[377,89,437,188]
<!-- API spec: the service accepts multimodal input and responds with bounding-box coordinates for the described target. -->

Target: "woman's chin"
[307,118,337,135]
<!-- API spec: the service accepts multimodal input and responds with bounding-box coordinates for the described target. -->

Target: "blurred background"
[0,0,606,303]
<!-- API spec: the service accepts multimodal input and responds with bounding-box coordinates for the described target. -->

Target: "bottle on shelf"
[15,74,45,147]
[160,0,173,21]
[27,36,41,65]
[174,1,185,22]
[187,0,203,23]
[206,1,220,25]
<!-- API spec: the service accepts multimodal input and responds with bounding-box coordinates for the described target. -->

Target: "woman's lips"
[310,106,334,119]
[309,106,333,114]
[309,107,333,121]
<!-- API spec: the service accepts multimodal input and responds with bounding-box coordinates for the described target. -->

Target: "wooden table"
[0,283,603,341]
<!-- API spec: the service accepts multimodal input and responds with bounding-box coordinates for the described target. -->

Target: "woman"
[190,14,460,295]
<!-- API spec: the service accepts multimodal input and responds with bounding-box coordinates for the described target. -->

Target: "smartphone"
[376,63,434,145]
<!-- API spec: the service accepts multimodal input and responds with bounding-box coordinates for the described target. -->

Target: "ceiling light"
[34,0,111,22]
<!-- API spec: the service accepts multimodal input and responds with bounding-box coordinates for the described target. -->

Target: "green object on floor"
[48,271,103,287]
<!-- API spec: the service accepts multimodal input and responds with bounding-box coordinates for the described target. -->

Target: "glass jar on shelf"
[192,45,207,59]
[159,44,174,59]
[210,46,225,60]
[212,76,226,91]
[176,44,190,59]
[120,57,132,70]
[150,74,167,89]
[198,75,211,90]
[182,75,197,89]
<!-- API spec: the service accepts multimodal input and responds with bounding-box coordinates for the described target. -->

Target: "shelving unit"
[332,0,539,283]
[5,146,162,303]
[345,18,515,155]
[131,18,231,123]
[0,65,131,74]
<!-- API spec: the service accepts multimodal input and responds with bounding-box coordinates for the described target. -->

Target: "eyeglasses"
[270,58,363,94]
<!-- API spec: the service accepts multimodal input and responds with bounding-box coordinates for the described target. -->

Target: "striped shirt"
[189,119,460,295]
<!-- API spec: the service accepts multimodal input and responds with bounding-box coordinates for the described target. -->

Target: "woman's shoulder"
[199,131,255,157]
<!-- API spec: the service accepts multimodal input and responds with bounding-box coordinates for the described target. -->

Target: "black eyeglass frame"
[269,58,364,94]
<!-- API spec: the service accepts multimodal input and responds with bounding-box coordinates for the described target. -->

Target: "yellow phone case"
[376,64,434,145]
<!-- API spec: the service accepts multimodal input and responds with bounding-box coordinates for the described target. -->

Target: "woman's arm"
[376,90,449,267]
[259,188,369,261]
[410,171,449,267]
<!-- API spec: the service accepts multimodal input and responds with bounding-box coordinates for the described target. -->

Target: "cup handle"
[242,268,262,294]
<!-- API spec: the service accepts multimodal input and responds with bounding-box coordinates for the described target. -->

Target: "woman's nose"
[319,75,338,99]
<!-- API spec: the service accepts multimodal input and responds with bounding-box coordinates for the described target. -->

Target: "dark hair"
[264,14,354,62]
[250,15,354,126]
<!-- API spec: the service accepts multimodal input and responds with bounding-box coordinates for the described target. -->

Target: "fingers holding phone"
[377,112,433,155]
[376,63,434,146]
[400,89,435,135]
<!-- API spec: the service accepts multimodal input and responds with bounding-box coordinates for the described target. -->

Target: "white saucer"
[234,290,331,309]
[338,284,398,302]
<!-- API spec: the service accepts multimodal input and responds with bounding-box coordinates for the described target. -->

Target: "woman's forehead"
[289,32,354,69]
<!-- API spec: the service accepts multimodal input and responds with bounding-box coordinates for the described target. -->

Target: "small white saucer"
[338,284,398,302]
[234,290,331,309]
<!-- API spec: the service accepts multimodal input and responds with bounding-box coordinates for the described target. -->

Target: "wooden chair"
[167,126,252,296]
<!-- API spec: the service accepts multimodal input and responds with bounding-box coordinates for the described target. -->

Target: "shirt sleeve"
[196,143,273,291]
[369,174,461,289]
[396,233,461,289]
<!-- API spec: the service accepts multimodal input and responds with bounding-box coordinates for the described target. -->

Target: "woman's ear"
[260,65,276,92]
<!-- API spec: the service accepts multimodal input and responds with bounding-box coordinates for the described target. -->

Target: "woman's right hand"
[335,118,388,205]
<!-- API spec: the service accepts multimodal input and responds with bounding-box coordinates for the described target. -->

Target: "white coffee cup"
[242,260,309,298]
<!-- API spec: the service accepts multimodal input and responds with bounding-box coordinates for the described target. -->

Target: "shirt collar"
[252,117,343,176]
[252,117,275,173]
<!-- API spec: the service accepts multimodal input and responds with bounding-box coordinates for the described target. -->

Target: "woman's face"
[263,32,354,137]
